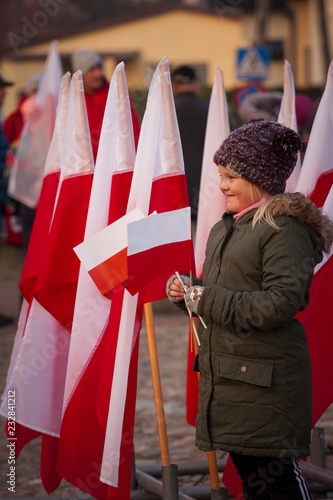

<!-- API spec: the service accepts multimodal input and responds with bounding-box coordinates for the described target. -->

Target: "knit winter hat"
[213,119,302,195]
[70,49,102,75]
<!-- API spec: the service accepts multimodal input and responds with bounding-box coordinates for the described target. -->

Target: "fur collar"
[268,193,333,254]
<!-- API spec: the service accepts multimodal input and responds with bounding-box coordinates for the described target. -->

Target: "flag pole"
[144,301,224,496]
[143,301,180,499]
[144,302,170,465]
[192,317,223,494]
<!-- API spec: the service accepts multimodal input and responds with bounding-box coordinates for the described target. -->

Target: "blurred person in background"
[70,48,140,159]
[0,69,14,326]
[4,72,42,147]
[0,70,13,228]
[171,65,208,224]
[4,73,43,252]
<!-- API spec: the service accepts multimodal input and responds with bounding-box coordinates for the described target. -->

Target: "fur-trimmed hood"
[267,192,333,254]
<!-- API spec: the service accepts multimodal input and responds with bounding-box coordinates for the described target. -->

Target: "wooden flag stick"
[144,301,221,490]
[144,302,170,467]
[192,316,221,490]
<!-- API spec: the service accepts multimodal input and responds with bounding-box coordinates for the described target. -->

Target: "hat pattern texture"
[213,119,302,195]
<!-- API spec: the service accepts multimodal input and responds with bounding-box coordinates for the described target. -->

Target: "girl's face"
[218,165,264,213]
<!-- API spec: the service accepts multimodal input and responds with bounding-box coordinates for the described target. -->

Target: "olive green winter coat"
[193,193,333,459]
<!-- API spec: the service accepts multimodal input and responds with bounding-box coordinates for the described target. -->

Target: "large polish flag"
[0,73,70,451]
[33,71,94,332]
[223,63,333,500]
[277,60,301,192]
[34,71,94,493]
[20,73,71,303]
[134,58,190,307]
[298,187,333,425]
[99,57,191,490]
[8,40,62,208]
[57,62,138,500]
[296,60,333,423]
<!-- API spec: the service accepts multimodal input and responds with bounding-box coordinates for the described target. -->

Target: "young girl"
[167,119,333,499]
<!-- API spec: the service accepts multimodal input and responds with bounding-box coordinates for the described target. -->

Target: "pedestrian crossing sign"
[236,46,270,81]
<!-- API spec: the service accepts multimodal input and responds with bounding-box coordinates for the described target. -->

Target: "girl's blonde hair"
[252,195,281,230]
[229,170,281,230]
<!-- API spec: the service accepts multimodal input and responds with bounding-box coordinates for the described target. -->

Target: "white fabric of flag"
[8,40,63,208]
[127,207,191,256]
[296,61,333,200]
[277,60,301,192]
[194,67,230,275]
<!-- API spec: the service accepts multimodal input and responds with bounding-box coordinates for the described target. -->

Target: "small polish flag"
[124,206,192,295]
[74,208,144,297]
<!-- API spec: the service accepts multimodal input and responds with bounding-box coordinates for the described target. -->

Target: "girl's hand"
[185,286,204,315]
[166,274,188,302]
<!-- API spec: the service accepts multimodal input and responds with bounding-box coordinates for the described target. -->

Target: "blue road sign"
[236,46,270,81]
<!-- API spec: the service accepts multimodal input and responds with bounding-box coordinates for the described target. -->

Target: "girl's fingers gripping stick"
[176,272,207,330]
[175,271,201,346]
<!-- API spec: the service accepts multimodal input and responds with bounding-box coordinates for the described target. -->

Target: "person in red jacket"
[3,73,43,252]
[4,73,42,147]
[70,49,140,159]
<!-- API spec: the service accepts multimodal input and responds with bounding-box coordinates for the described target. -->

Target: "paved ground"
[0,240,333,499]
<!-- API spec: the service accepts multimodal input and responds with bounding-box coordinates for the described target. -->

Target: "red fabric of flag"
[34,173,93,330]
[20,171,60,302]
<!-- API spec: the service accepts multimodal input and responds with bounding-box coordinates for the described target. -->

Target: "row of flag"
[1,39,333,500]
[1,42,193,499]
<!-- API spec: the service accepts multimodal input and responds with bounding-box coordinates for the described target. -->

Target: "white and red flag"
[0,72,70,456]
[296,60,333,423]
[74,208,144,297]
[57,62,138,500]
[125,206,192,295]
[296,61,333,206]
[33,71,94,331]
[99,57,191,490]
[277,59,301,192]
[298,187,333,425]
[134,59,190,307]
[8,40,62,208]
[20,73,71,303]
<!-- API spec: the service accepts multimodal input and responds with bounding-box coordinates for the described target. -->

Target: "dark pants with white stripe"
[230,452,312,499]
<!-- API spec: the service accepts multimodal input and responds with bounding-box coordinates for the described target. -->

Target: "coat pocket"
[213,353,274,414]
[216,354,273,388]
